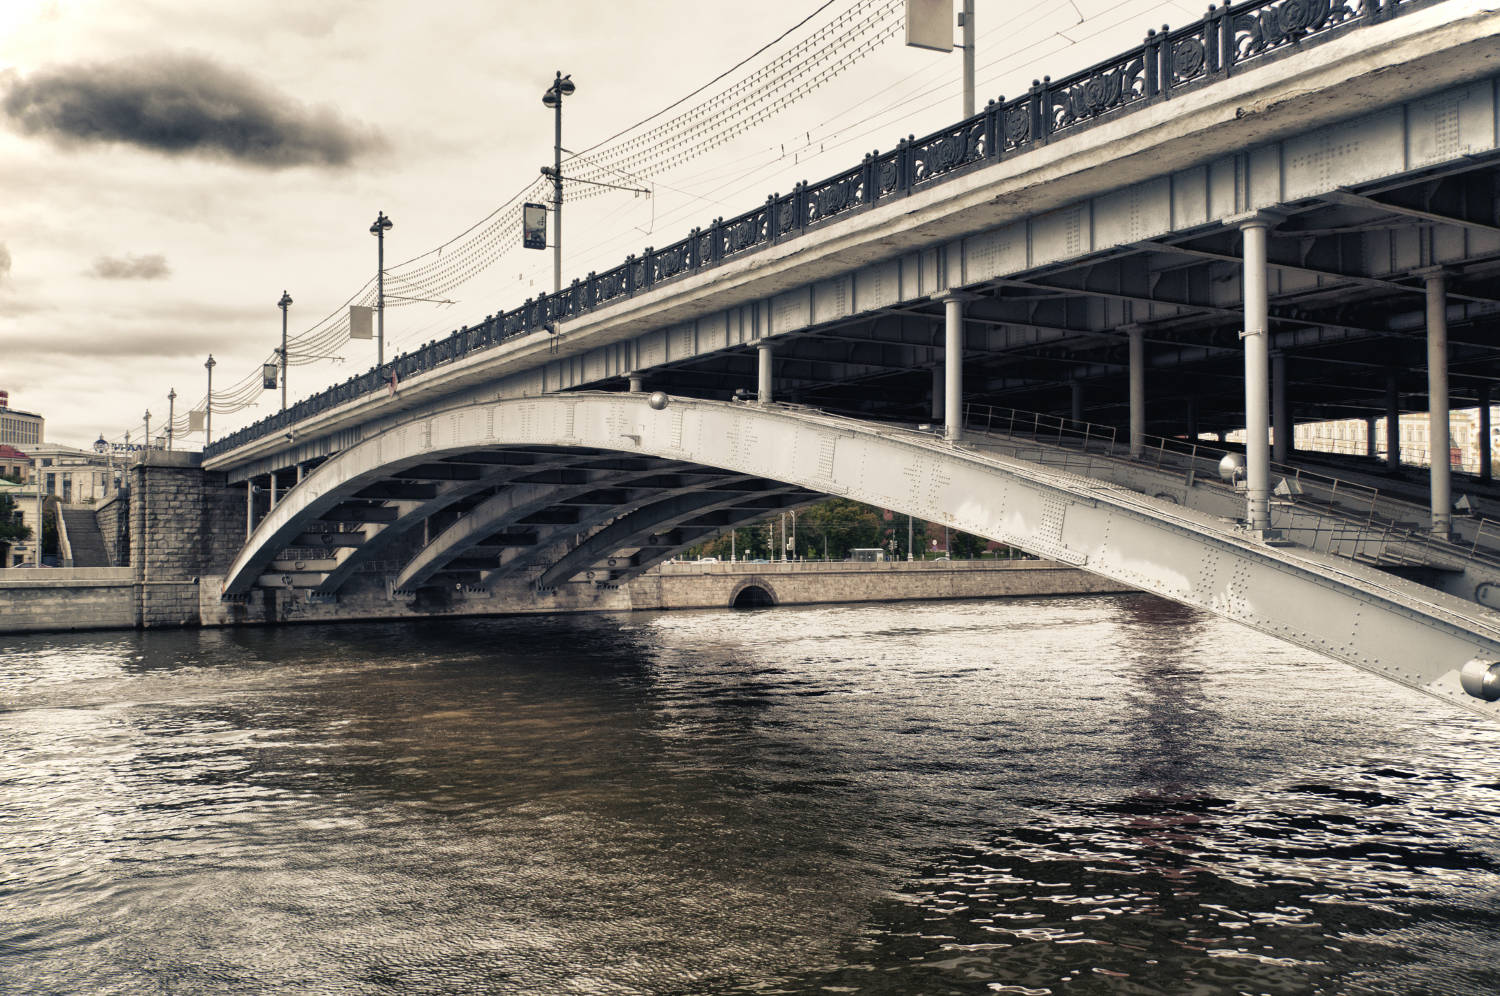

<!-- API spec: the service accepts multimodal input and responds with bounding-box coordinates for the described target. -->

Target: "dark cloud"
[1,54,384,168]
[89,253,170,280]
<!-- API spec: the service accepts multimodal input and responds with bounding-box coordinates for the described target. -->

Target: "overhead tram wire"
[528,0,1182,289]
[133,0,1006,442]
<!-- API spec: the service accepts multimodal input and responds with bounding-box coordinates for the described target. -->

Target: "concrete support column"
[1425,270,1451,537]
[1271,351,1289,464]
[269,471,278,511]
[1366,416,1379,459]
[628,374,644,393]
[931,366,944,422]
[1241,216,1272,532]
[943,295,965,442]
[245,480,254,541]
[1070,379,1084,425]
[296,463,305,484]
[757,342,773,404]
[1386,373,1401,471]
[1481,386,1492,482]
[1127,326,1145,457]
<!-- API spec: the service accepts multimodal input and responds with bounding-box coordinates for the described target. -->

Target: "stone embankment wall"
[196,559,1132,628]
[95,490,129,567]
[0,567,137,632]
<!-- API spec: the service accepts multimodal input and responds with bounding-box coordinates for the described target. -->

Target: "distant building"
[21,443,118,504]
[0,444,30,482]
[0,478,41,567]
[0,390,43,447]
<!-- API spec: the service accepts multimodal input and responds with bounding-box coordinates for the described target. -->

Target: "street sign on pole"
[262,364,278,390]
[523,203,548,250]
[349,305,373,339]
[905,0,952,52]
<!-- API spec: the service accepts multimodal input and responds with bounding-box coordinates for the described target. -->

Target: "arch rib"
[219,392,1500,722]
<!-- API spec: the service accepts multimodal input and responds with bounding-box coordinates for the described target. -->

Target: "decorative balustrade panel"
[1049,53,1150,136]
[1168,22,1215,89]
[652,238,693,283]
[719,208,769,259]
[1232,0,1362,65]
[596,262,632,305]
[203,0,1423,459]
[807,167,866,223]
[911,119,988,187]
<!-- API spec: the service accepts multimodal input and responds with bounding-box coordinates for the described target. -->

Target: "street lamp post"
[277,290,293,411]
[370,212,393,369]
[166,388,176,452]
[143,409,151,451]
[32,453,42,566]
[542,71,576,295]
[204,354,216,447]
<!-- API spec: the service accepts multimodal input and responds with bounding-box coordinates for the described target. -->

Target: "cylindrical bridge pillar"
[1426,270,1451,537]
[757,342,773,404]
[943,295,966,442]
[1481,386,1492,482]
[1128,325,1145,458]
[1386,372,1402,471]
[1241,216,1273,532]
[1271,350,1289,464]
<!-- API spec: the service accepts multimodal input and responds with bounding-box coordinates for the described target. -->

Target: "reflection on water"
[1,595,1498,995]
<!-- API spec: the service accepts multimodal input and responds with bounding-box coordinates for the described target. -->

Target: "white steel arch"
[223,392,1500,720]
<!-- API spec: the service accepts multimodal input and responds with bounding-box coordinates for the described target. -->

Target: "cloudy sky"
[0,0,1192,448]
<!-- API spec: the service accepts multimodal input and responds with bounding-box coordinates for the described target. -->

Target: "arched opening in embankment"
[730,583,776,609]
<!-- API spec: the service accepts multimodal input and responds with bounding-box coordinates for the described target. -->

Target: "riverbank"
[0,559,1132,633]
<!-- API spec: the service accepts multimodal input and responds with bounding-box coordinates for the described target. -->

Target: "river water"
[2,593,1498,995]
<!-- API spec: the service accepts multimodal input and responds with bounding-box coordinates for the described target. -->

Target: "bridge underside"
[623,162,1500,441]
[224,394,1500,722]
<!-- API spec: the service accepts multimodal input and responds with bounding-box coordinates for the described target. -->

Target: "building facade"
[0,390,43,448]
[22,444,119,504]
[0,444,31,482]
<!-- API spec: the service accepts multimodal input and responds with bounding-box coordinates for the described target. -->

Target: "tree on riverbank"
[0,492,32,564]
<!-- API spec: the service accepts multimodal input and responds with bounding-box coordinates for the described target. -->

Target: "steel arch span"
[223,392,1500,720]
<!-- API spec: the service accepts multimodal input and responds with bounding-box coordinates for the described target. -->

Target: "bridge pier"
[1425,269,1451,537]
[1127,326,1144,458]
[757,342,773,404]
[942,294,967,442]
[1240,215,1273,533]
[1481,387,1492,482]
[1272,351,1289,465]
[1386,372,1402,471]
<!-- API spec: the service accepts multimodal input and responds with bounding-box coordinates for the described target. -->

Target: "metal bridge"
[201,0,1500,717]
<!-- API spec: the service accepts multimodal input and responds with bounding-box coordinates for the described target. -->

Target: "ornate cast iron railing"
[207,0,1429,459]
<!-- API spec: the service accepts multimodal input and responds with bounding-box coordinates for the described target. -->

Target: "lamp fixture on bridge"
[370,211,393,372]
[277,290,293,412]
[204,354,216,447]
[166,388,176,452]
[541,71,575,296]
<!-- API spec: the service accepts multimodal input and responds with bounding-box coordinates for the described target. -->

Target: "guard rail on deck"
[204,0,1436,461]
[960,402,1500,577]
